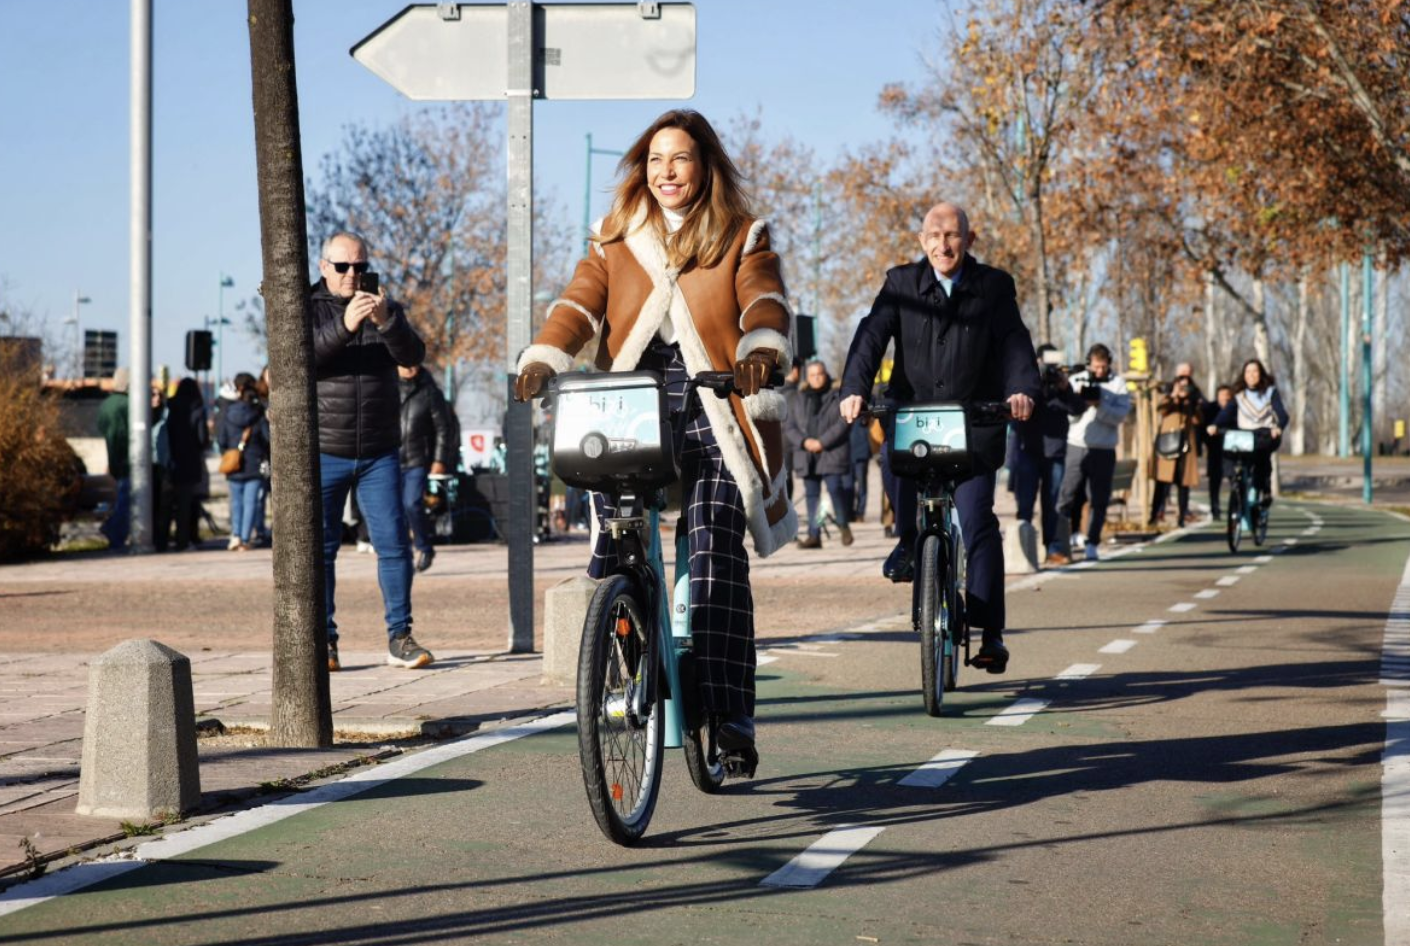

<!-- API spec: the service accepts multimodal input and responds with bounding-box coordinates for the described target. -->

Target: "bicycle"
[872,400,1012,717]
[1222,428,1273,553]
[543,369,758,846]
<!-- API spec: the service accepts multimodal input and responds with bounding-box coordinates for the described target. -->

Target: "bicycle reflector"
[615,617,631,638]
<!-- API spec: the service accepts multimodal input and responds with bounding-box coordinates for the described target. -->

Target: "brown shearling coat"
[1151,394,1201,487]
[518,211,797,557]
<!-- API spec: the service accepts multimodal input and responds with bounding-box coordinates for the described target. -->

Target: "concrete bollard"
[1003,520,1040,574]
[542,575,599,686]
[77,640,200,820]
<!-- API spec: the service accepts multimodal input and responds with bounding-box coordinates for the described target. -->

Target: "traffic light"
[185,330,213,372]
[1128,337,1149,375]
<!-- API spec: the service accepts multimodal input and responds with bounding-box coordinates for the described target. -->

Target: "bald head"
[918,202,975,279]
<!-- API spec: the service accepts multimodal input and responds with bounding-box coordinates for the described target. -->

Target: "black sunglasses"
[326,260,370,274]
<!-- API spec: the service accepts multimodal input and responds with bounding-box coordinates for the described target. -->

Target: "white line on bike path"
[898,749,979,788]
[1169,602,1198,613]
[1133,620,1167,634]
[760,825,888,889]
[1098,640,1138,654]
[986,699,1050,726]
[1057,663,1102,679]
[1195,589,1221,600]
[1217,576,1242,586]
[1380,553,1410,943]
[0,710,577,919]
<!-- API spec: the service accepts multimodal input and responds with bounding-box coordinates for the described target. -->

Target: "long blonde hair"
[597,110,752,270]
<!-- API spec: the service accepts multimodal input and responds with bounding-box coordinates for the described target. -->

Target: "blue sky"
[0,0,950,383]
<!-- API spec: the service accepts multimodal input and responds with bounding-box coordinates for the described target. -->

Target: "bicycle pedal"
[721,747,758,779]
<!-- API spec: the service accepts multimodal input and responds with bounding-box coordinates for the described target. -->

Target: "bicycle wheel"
[577,575,664,845]
[1252,486,1269,546]
[918,535,947,717]
[679,653,725,793]
[1226,475,1243,554]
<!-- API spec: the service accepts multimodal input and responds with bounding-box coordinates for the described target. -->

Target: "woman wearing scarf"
[1210,358,1290,509]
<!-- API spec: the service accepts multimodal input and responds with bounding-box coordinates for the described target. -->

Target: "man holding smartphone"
[311,231,434,672]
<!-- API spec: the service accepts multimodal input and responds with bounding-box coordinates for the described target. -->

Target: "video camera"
[1040,349,1093,397]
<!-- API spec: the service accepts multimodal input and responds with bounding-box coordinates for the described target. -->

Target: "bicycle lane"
[1,501,1406,945]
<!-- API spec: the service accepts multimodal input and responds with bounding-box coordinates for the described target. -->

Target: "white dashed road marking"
[1056,663,1101,680]
[1169,602,1198,613]
[1133,620,1167,634]
[1195,589,1221,600]
[1236,565,1258,575]
[761,826,887,889]
[898,749,978,788]
[1217,576,1242,587]
[1254,555,1273,563]
[1098,640,1137,655]
[987,699,1050,726]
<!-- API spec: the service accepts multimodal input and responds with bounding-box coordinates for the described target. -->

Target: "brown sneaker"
[796,535,822,549]
[1044,551,1071,567]
[328,641,342,673]
[839,523,854,546]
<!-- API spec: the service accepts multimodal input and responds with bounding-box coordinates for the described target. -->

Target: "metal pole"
[127,0,154,554]
[1339,262,1350,458]
[505,0,535,653]
[1363,252,1374,503]
[217,273,233,390]
[583,132,593,258]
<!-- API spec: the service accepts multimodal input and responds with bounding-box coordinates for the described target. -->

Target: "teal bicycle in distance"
[543,369,760,846]
[1222,428,1273,553]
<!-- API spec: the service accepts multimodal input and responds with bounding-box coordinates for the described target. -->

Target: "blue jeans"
[1011,451,1066,549]
[320,451,412,643]
[228,477,262,544]
[400,465,433,554]
[802,473,850,538]
[101,477,131,549]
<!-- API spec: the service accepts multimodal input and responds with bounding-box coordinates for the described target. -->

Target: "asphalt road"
[3,501,1408,946]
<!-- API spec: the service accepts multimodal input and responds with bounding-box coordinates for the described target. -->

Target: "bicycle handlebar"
[863,400,1014,426]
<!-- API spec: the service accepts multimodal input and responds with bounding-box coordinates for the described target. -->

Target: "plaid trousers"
[588,342,756,717]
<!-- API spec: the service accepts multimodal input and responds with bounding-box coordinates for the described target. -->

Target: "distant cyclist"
[839,201,1039,674]
[1209,358,1289,510]
[511,110,796,758]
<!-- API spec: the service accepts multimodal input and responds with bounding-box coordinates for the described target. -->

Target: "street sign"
[353,1,696,654]
[352,3,696,101]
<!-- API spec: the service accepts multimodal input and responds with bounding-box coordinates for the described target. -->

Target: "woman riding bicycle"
[1208,358,1290,508]
[512,109,796,760]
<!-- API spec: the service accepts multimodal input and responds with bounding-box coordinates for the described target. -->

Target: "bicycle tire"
[577,575,664,846]
[1253,486,1269,546]
[918,534,946,716]
[1226,475,1243,554]
[679,653,724,793]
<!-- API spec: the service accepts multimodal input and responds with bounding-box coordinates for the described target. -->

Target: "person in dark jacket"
[397,363,455,573]
[96,367,131,550]
[840,201,1039,674]
[161,377,209,551]
[785,359,852,548]
[1009,344,1086,564]
[218,372,270,551]
[312,231,432,672]
[1200,383,1233,518]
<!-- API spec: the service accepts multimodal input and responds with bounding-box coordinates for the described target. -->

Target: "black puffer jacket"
[399,370,456,470]
[310,281,426,459]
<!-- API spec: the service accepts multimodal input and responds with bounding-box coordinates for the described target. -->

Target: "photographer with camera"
[1149,372,1202,527]
[1009,344,1087,566]
[311,231,434,673]
[1054,343,1131,562]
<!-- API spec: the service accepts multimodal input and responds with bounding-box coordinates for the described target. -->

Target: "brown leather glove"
[733,349,778,398]
[514,362,555,402]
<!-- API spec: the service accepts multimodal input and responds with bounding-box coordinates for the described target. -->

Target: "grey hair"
[321,231,371,260]
[805,357,830,375]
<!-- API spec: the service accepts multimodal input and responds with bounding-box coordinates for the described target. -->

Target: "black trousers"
[588,342,756,717]
[894,472,1005,631]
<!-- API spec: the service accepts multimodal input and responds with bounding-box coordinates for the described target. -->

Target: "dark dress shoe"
[416,547,436,573]
[971,632,1010,675]
[796,535,822,549]
[716,714,755,751]
[883,541,914,583]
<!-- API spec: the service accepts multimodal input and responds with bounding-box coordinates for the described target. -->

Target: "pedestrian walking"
[1149,374,1201,527]
[312,230,433,672]
[513,109,796,757]
[161,377,209,551]
[398,362,455,573]
[1054,343,1131,561]
[218,372,270,551]
[846,410,873,523]
[785,359,852,548]
[1201,383,1233,518]
[96,367,131,550]
[1009,344,1085,565]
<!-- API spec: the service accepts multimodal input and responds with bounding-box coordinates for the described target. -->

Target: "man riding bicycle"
[839,201,1039,674]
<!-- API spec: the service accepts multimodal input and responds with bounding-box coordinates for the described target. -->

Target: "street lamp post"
[583,133,625,255]
[217,274,234,388]
[70,290,91,379]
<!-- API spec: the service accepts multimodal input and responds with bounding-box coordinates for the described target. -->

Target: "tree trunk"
[1251,278,1271,367]
[1202,272,1217,395]
[247,0,332,748]
[1291,274,1309,455]
[1028,185,1051,344]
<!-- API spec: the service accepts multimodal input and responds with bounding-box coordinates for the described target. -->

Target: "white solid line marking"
[1056,663,1101,680]
[1254,555,1274,563]
[1098,639,1137,654]
[1386,655,1410,936]
[756,648,838,659]
[1070,561,1096,570]
[1195,589,1221,600]
[761,825,887,889]
[1302,528,1318,536]
[1217,576,1242,587]
[987,698,1050,726]
[1169,602,1197,613]
[0,711,577,918]
[1236,565,1258,575]
[1284,537,1300,545]
[1133,621,1167,634]
[898,748,978,788]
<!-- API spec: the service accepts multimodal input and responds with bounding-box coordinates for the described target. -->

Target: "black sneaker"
[416,547,436,573]
[716,714,755,751]
[972,632,1010,675]
[328,641,341,673]
[883,541,914,583]
[388,632,434,669]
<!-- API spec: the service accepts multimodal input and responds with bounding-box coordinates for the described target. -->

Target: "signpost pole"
[505,0,536,652]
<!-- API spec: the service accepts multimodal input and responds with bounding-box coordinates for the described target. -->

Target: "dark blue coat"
[841,255,1041,473]
[219,398,271,481]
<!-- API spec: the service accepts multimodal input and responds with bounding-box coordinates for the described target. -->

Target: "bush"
[0,351,84,562]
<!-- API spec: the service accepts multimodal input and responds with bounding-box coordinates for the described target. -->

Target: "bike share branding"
[557,387,662,457]
[893,407,967,458]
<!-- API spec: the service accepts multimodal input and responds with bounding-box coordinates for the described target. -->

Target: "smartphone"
[357,271,380,295]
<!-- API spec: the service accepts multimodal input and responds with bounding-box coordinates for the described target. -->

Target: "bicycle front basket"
[1222,429,1272,454]
[550,371,677,491]
[889,402,973,478]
